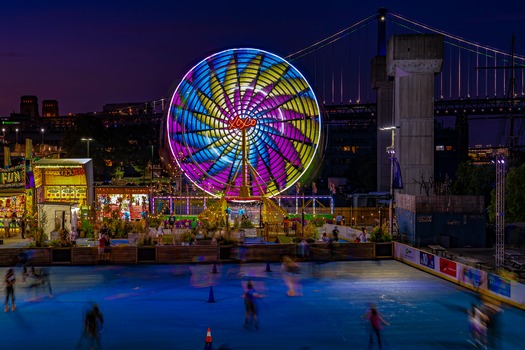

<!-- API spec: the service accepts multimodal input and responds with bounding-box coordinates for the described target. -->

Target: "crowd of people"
[2,213,27,239]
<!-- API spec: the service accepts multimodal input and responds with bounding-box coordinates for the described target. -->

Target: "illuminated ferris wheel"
[166,48,322,199]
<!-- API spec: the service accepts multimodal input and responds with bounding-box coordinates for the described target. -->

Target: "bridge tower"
[386,34,444,195]
[373,8,394,193]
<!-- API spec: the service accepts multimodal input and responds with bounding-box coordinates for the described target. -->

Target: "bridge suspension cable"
[285,13,376,61]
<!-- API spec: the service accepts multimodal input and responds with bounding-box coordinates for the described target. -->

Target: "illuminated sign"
[0,165,25,188]
[228,116,257,130]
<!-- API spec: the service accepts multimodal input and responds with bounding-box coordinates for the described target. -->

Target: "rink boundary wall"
[393,242,525,310]
[0,242,385,266]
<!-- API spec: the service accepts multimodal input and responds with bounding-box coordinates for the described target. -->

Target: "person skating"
[4,268,16,312]
[243,281,261,329]
[84,303,104,350]
[363,304,389,349]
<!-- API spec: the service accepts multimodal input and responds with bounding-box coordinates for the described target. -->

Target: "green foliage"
[181,230,195,244]
[240,219,254,228]
[44,228,73,247]
[488,163,525,223]
[309,216,326,228]
[451,162,494,198]
[137,230,155,246]
[216,234,237,245]
[81,221,95,238]
[28,208,48,247]
[147,216,163,229]
[302,222,318,240]
[130,220,145,233]
[369,224,392,242]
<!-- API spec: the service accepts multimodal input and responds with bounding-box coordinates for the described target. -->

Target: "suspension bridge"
[145,8,525,151]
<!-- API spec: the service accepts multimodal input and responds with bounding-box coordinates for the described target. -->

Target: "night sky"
[2,0,525,117]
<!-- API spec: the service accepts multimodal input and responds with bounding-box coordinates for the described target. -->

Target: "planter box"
[137,247,156,262]
[72,247,98,265]
[219,245,233,260]
[52,248,71,264]
[244,244,296,262]
[110,246,137,264]
[375,242,393,258]
[157,246,218,263]
[31,248,53,265]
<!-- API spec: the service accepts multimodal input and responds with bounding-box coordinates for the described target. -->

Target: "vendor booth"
[95,186,149,221]
[33,159,93,235]
[33,159,94,207]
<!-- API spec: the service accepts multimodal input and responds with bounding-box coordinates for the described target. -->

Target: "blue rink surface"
[1,260,524,350]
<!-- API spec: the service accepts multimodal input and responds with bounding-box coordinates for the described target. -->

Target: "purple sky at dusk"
[2,0,525,120]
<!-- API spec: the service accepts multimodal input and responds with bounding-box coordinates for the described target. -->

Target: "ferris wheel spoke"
[167,48,321,198]
[250,144,287,192]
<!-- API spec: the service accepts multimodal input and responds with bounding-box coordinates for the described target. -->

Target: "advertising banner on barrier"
[393,242,525,309]
[487,273,511,298]
[439,258,457,278]
[419,251,435,270]
[401,245,417,263]
[459,265,487,289]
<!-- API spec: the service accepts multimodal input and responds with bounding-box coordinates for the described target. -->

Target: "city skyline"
[2,1,525,117]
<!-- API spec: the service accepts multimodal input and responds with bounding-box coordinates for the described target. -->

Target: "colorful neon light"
[166,48,321,198]
[228,116,257,130]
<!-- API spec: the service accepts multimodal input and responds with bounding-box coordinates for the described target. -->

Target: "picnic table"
[510,259,525,271]
[457,256,486,269]
[505,250,524,260]
[428,245,447,256]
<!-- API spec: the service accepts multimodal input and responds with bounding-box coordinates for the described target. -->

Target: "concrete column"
[386,34,443,195]
[372,55,393,192]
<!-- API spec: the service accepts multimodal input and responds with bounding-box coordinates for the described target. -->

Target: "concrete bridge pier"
[386,34,443,195]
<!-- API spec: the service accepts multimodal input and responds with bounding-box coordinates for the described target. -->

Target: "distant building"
[103,102,151,115]
[42,100,59,117]
[20,95,39,118]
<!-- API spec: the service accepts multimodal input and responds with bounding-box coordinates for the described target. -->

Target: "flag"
[4,146,11,168]
[329,182,336,194]
[25,139,33,159]
[392,156,403,189]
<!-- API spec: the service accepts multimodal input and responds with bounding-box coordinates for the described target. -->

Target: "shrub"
[369,224,392,242]
[309,216,326,228]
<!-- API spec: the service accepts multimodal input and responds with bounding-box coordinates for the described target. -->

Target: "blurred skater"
[4,268,16,312]
[243,281,261,329]
[467,302,488,349]
[363,304,389,349]
[18,249,36,281]
[27,267,53,299]
[482,300,502,350]
[281,256,301,296]
[83,303,104,350]
[299,239,310,261]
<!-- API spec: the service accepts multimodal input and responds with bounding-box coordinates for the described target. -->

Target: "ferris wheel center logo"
[228,116,257,130]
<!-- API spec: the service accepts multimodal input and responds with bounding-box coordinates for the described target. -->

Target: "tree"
[451,162,494,197]
[488,163,525,223]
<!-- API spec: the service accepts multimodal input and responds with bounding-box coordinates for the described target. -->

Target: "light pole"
[41,128,45,145]
[1,128,4,144]
[379,126,399,237]
[15,128,18,145]
[81,138,94,158]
